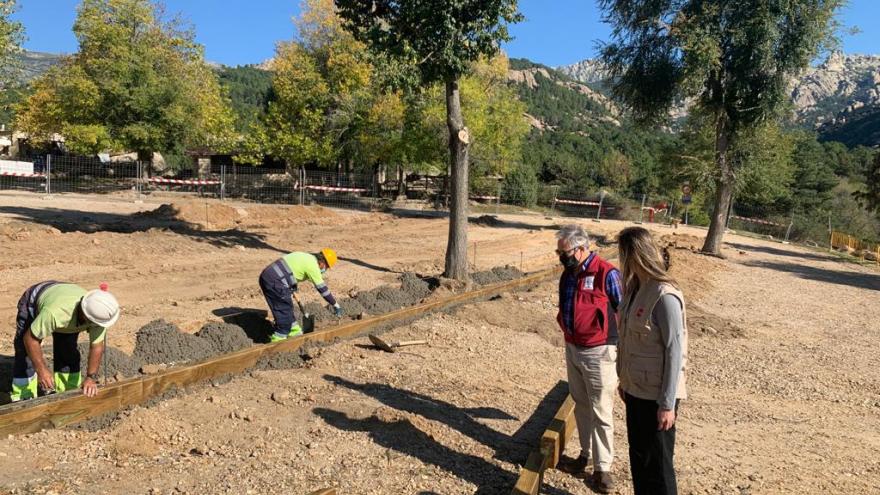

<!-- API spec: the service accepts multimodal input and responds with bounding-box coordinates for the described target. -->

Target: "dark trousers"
[258,263,298,335]
[625,393,678,495]
[13,282,80,393]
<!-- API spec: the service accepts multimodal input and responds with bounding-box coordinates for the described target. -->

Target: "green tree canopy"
[410,54,529,178]
[335,0,522,280]
[0,0,23,86]
[237,0,391,171]
[217,66,274,133]
[599,0,841,253]
[15,0,234,159]
[857,152,880,217]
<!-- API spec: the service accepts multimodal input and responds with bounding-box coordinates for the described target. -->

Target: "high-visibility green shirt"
[282,252,324,286]
[31,284,105,344]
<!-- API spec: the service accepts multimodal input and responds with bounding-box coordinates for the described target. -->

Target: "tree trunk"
[138,150,152,178]
[702,114,734,255]
[397,165,405,197]
[443,77,470,281]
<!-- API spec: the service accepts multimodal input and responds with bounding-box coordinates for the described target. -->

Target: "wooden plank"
[0,268,558,436]
[539,395,576,469]
[511,391,577,494]
[511,450,550,495]
[0,379,144,436]
[307,489,336,495]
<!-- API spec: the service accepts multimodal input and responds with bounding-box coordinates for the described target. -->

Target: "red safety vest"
[557,255,619,347]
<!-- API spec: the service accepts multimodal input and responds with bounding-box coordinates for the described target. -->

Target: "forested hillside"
[216,66,274,133]
[507,58,672,197]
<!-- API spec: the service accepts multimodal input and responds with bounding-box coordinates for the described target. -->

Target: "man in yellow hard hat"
[259,248,343,342]
[10,281,120,401]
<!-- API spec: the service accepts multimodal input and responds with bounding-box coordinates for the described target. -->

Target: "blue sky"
[12,0,880,67]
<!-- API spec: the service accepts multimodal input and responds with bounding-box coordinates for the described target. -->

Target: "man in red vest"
[555,224,622,493]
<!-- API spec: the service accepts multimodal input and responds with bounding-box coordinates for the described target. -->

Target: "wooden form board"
[511,393,576,495]
[0,268,558,437]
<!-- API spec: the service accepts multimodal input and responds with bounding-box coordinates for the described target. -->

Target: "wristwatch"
[86,373,100,381]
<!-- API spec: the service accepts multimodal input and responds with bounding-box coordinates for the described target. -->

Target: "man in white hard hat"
[9,281,120,401]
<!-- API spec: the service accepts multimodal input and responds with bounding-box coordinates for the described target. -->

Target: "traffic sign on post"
[681,183,692,205]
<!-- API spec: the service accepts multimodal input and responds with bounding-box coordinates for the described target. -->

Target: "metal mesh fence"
[726,203,793,241]
[44,155,140,195]
[3,154,872,254]
[219,165,379,211]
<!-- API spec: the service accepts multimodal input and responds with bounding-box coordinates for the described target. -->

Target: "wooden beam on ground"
[510,391,577,495]
[539,395,575,469]
[307,489,336,495]
[0,268,558,437]
[511,449,551,495]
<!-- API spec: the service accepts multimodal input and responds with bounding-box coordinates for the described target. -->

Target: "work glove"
[332,304,344,317]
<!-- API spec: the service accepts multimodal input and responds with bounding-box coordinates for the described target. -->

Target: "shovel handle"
[395,340,428,347]
[294,295,309,315]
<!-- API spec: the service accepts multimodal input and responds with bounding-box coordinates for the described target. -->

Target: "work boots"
[590,471,615,494]
[556,455,590,478]
[269,324,303,343]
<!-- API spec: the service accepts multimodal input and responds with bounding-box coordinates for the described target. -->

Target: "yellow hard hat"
[321,248,337,268]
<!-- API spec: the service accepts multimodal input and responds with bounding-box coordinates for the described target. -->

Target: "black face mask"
[559,252,580,269]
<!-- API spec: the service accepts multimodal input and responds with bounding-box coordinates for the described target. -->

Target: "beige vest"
[618,280,688,402]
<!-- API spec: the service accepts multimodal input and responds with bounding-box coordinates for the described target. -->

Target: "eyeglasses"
[555,245,583,256]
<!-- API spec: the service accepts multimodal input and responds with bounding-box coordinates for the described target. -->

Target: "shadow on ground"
[314,407,574,495]
[0,206,287,252]
[212,307,272,343]
[726,242,835,263]
[339,256,401,274]
[388,208,564,232]
[0,354,13,405]
[319,375,574,493]
[744,260,880,291]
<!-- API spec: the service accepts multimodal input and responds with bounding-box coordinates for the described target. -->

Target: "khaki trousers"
[565,343,618,471]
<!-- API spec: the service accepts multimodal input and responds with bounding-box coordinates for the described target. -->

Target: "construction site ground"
[0,191,878,494]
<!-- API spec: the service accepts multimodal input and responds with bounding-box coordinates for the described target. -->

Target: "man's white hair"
[556,224,590,250]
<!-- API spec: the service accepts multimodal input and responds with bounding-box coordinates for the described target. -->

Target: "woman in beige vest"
[616,227,687,495]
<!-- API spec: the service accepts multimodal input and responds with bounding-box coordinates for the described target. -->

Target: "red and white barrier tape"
[149,177,221,186]
[470,195,499,201]
[0,171,46,178]
[554,198,601,207]
[305,185,367,193]
[730,215,785,227]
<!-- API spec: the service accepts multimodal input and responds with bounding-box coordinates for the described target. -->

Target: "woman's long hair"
[617,227,677,298]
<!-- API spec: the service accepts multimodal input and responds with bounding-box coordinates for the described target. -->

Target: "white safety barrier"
[0,171,45,178]
[554,198,602,206]
[148,177,221,186]
[730,215,785,227]
[0,159,36,175]
[304,185,367,193]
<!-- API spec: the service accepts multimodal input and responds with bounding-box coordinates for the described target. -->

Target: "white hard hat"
[81,287,120,328]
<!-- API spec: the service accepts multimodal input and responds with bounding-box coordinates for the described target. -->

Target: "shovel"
[294,295,316,334]
[368,334,428,353]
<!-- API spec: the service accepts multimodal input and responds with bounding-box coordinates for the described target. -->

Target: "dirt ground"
[1,191,878,494]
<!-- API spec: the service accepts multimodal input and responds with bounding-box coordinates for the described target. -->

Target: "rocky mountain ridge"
[558,51,880,143]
